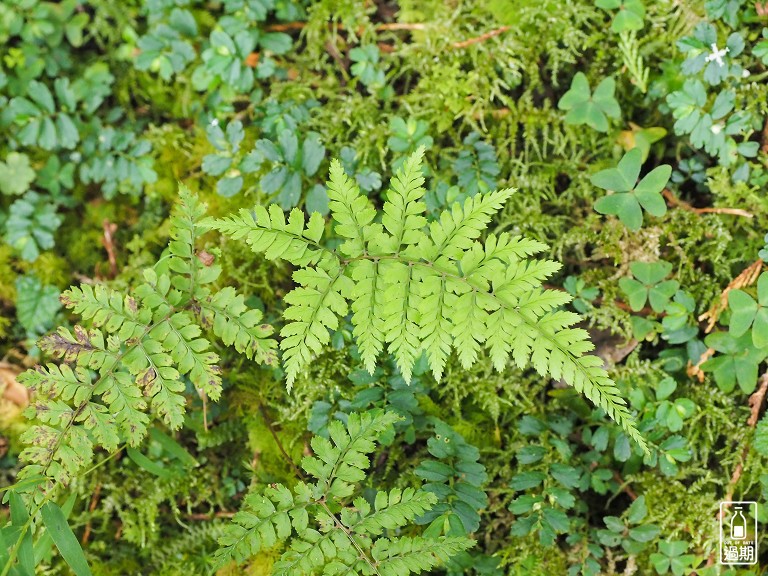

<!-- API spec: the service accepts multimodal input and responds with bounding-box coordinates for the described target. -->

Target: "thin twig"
[376,22,428,31]
[452,26,511,49]
[762,116,768,155]
[704,372,768,568]
[662,189,754,218]
[186,511,236,520]
[689,260,762,381]
[101,219,118,279]
[325,40,349,85]
[81,484,102,545]
[706,372,768,566]
[698,260,763,333]
[265,21,428,33]
[612,471,638,501]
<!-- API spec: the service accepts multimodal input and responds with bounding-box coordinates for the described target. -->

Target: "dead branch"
[451,26,511,49]
[101,219,118,279]
[662,189,753,219]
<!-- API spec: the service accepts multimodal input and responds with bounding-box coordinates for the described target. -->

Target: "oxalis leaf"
[558,72,621,132]
[592,148,671,230]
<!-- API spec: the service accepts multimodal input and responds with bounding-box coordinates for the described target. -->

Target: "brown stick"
[81,484,102,545]
[698,259,763,333]
[101,220,118,279]
[662,189,753,218]
[264,20,507,50]
[325,39,349,85]
[265,21,428,33]
[612,471,638,501]
[762,116,768,155]
[265,22,306,32]
[689,260,763,382]
[377,23,428,31]
[186,511,236,520]
[451,26,511,49]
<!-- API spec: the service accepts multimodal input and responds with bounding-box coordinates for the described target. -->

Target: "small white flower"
[711,124,723,135]
[211,118,219,127]
[705,43,729,67]
[742,69,751,78]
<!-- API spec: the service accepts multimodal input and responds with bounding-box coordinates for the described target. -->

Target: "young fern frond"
[215,410,474,574]
[204,149,646,450]
[16,187,277,491]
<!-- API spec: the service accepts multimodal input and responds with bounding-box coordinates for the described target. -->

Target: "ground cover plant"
[2,0,768,574]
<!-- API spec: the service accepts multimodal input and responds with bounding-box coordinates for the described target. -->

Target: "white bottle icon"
[731,505,747,539]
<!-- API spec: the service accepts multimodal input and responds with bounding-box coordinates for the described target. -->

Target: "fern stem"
[1,498,47,576]
[319,500,384,576]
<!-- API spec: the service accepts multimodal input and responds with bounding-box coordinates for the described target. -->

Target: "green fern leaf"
[216,411,472,573]
[13,190,278,492]
[202,205,328,267]
[210,149,646,448]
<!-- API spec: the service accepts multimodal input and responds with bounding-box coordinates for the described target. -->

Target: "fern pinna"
[206,148,645,450]
[216,410,474,575]
[16,188,276,492]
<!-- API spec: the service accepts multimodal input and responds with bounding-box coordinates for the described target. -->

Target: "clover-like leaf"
[728,272,768,348]
[558,73,621,132]
[701,331,767,393]
[596,0,645,33]
[619,261,678,312]
[592,148,670,230]
[15,275,62,335]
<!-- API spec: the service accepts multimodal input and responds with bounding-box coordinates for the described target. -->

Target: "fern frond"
[425,188,516,263]
[15,189,277,491]
[380,147,427,253]
[169,185,220,297]
[301,410,400,497]
[215,484,299,564]
[353,488,437,535]
[212,149,645,448]
[61,284,150,340]
[349,259,387,373]
[416,269,455,380]
[216,411,472,573]
[380,260,422,382]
